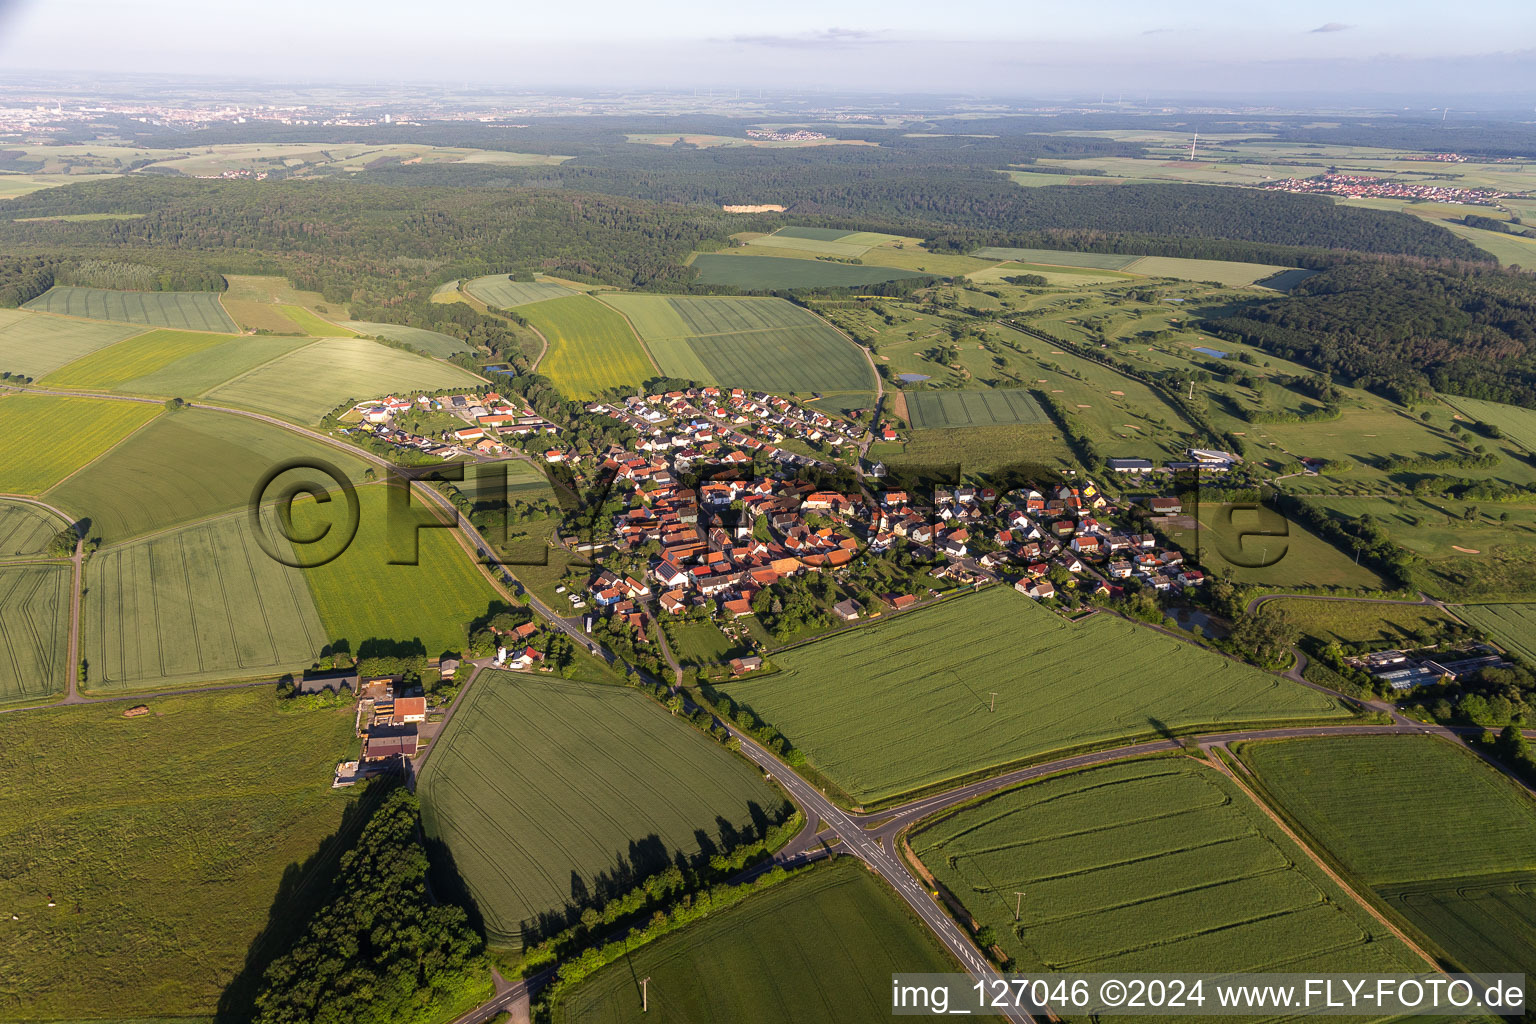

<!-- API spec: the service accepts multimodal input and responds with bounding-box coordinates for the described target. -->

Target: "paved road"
[723,725,1041,1024]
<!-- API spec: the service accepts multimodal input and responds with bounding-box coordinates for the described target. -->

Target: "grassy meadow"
[0,562,71,704]
[44,406,368,544]
[1259,598,1462,648]
[0,394,160,494]
[1160,501,1386,590]
[721,588,1342,805]
[1241,734,1536,975]
[419,673,786,948]
[82,513,328,691]
[203,336,482,422]
[554,860,963,1024]
[24,285,237,332]
[0,689,358,1020]
[915,758,1431,979]
[520,294,656,399]
[0,310,143,379]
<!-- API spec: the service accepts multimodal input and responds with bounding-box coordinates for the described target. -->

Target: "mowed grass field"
[905,389,1050,429]
[45,407,368,544]
[1124,255,1303,288]
[41,328,236,389]
[83,512,328,691]
[0,689,357,1020]
[1241,734,1536,975]
[721,588,1341,805]
[342,320,470,357]
[1259,597,1461,648]
[520,294,656,399]
[419,673,786,948]
[690,253,928,290]
[554,860,964,1024]
[0,394,160,494]
[1161,501,1386,590]
[0,309,143,379]
[600,294,875,393]
[0,563,71,704]
[973,247,1143,270]
[203,336,483,423]
[1443,394,1536,452]
[0,499,67,558]
[23,285,237,332]
[915,759,1429,979]
[463,276,577,308]
[291,485,503,658]
[1454,603,1536,665]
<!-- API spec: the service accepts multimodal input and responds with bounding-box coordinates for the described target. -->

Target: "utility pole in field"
[642,977,651,1012]
[1014,892,1027,921]
[1189,131,1198,160]
[988,692,998,712]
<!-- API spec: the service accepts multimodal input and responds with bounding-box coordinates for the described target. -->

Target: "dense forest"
[0,176,749,304]
[249,787,489,1024]
[1206,262,1536,406]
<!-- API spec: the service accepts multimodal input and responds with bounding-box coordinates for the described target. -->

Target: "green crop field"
[45,407,368,544]
[419,673,787,948]
[203,335,483,422]
[464,276,578,308]
[1241,734,1536,974]
[109,334,316,397]
[905,389,1050,429]
[0,498,68,558]
[23,285,237,332]
[721,588,1341,805]
[41,328,236,389]
[743,228,890,258]
[914,759,1429,980]
[83,512,328,691]
[1259,597,1461,648]
[278,303,352,337]
[520,294,656,399]
[342,320,471,357]
[0,394,160,494]
[973,247,1143,270]
[690,253,929,290]
[0,310,143,378]
[290,484,503,659]
[0,688,358,1020]
[771,226,860,242]
[1443,394,1536,453]
[1453,603,1536,665]
[0,563,71,704]
[602,294,875,393]
[554,860,964,1024]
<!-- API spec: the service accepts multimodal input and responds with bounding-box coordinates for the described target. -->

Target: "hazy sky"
[1,0,1533,98]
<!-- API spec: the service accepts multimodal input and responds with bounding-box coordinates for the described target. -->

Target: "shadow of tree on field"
[214,779,394,1024]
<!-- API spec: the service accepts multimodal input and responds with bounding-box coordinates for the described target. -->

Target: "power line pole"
[988,691,998,712]
[642,977,651,1013]
[1014,891,1027,921]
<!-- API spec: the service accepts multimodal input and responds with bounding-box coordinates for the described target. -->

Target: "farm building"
[1107,458,1154,473]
